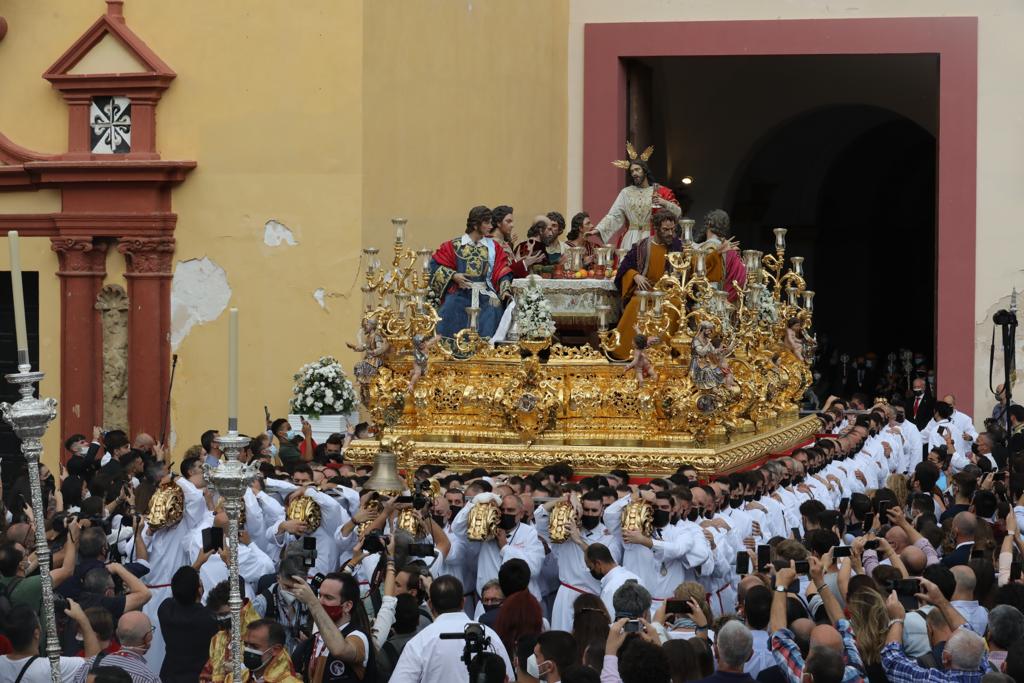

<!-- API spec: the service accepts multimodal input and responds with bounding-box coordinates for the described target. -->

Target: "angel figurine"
[784,317,805,363]
[690,320,736,390]
[623,332,658,386]
[408,334,439,392]
[347,318,389,406]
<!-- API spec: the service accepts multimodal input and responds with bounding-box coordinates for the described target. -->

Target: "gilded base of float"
[345,414,820,478]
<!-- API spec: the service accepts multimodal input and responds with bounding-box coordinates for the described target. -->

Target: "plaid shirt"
[771,619,865,683]
[880,640,990,683]
[72,649,161,683]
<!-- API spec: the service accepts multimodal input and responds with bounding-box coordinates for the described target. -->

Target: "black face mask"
[913,389,924,396]
[704,508,715,519]
[793,476,805,485]
[448,505,463,520]
[971,443,980,455]
[243,649,268,671]
[498,513,518,531]
[482,602,502,613]
[431,513,446,527]
[895,414,905,424]
[729,497,743,509]
[652,509,671,528]
[686,507,702,522]
[581,515,600,531]
[589,568,604,582]
[743,494,755,503]
[686,478,699,487]
[781,478,792,487]
[869,429,878,437]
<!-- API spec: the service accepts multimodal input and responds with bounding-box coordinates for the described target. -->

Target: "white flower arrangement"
[517,277,556,339]
[289,356,358,418]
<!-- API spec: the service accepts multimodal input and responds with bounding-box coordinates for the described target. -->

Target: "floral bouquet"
[289,356,358,419]
[517,277,556,339]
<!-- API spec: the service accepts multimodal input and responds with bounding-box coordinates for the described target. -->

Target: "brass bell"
[362,449,405,496]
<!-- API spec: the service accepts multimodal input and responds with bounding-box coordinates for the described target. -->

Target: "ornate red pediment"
[42,1,174,97]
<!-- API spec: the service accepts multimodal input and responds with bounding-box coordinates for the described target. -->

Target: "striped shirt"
[72,649,161,683]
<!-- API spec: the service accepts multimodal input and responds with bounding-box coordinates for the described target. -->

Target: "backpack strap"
[14,656,40,683]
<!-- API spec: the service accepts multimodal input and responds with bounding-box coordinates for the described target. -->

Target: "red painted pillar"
[118,236,174,439]
[50,237,107,445]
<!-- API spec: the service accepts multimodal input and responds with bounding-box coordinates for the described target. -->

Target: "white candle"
[7,231,28,362]
[228,307,239,431]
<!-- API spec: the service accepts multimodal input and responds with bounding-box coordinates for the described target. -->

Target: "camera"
[301,536,318,568]
[994,309,1018,326]
[439,623,494,673]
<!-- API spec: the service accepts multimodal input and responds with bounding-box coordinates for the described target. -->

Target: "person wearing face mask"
[239,619,302,683]
[286,571,375,682]
[451,492,546,614]
[75,611,161,683]
[269,418,303,469]
[158,565,219,683]
[690,485,742,617]
[614,490,713,615]
[889,398,924,474]
[536,491,622,631]
[253,554,310,654]
[583,543,638,625]
[533,630,578,683]
[908,377,936,431]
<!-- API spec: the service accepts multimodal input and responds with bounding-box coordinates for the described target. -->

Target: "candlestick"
[7,231,29,366]
[802,290,815,312]
[205,433,257,683]
[773,228,787,251]
[227,308,238,432]
[695,250,707,278]
[392,217,407,245]
[790,256,804,277]
[1,367,60,683]
[680,219,695,246]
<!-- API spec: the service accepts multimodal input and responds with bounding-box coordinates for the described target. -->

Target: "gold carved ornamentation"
[354,219,819,477]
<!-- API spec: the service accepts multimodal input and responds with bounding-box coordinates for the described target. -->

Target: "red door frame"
[583,17,978,408]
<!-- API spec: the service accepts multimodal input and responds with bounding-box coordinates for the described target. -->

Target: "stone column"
[118,236,174,439]
[50,237,107,446]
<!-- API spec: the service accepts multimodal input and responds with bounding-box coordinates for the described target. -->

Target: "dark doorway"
[0,271,40,460]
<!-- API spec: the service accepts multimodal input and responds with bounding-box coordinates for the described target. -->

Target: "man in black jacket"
[908,376,936,431]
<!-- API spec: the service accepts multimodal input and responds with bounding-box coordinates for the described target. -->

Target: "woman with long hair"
[847,588,890,683]
[572,593,610,663]
[885,474,908,509]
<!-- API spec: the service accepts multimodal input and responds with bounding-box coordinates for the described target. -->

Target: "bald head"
[901,546,926,575]
[885,527,909,553]
[810,624,843,653]
[134,432,155,451]
[117,611,152,647]
[952,512,977,543]
[952,565,977,599]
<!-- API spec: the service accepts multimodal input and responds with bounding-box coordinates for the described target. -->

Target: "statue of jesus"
[587,143,681,253]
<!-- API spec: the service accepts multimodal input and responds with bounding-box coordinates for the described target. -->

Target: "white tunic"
[594,184,681,252]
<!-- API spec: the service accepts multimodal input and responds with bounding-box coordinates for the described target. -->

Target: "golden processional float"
[346,218,821,478]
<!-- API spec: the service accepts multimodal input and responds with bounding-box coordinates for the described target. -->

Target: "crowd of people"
[1,390,1024,683]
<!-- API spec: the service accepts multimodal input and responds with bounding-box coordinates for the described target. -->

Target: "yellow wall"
[362,0,570,252]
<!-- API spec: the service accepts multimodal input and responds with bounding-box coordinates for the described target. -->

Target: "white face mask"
[279,588,296,605]
[526,653,540,678]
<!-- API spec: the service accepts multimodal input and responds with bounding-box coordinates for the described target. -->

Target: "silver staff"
[204,429,257,681]
[1,356,60,683]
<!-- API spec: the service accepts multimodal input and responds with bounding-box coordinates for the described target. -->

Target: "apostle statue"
[698,209,747,302]
[516,215,563,272]
[588,143,681,253]
[429,205,513,339]
[608,210,682,359]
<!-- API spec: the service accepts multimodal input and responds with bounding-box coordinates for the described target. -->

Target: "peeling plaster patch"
[313,288,327,309]
[264,219,298,247]
[170,257,232,349]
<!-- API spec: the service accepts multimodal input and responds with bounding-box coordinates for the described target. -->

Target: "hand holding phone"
[736,551,751,575]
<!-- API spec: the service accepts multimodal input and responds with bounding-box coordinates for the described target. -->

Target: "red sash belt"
[559,581,594,595]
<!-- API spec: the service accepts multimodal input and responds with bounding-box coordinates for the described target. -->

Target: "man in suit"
[940,511,976,568]
[908,376,935,431]
[1008,404,1024,455]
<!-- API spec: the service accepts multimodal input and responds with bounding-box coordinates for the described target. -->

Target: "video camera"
[439,623,493,673]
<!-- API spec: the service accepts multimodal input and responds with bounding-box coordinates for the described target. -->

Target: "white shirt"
[389,611,512,683]
[900,419,924,474]
[0,655,85,683]
[599,565,640,619]
[746,629,776,676]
